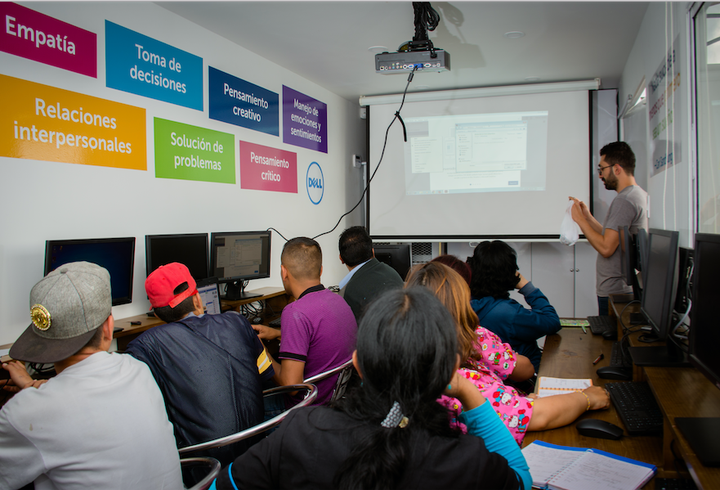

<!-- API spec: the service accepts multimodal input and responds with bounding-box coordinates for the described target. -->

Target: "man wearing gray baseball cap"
[0,262,183,490]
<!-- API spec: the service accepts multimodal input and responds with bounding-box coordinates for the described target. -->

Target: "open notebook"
[522,441,655,490]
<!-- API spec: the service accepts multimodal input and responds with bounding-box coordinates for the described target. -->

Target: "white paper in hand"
[560,200,581,246]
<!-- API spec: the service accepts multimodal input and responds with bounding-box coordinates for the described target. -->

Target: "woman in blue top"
[469,241,561,371]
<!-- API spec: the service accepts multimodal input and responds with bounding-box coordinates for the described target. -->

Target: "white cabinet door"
[530,242,575,317]
[574,242,598,317]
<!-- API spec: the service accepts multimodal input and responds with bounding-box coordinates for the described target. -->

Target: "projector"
[375,50,450,74]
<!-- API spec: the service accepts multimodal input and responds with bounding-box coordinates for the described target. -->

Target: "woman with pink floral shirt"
[406,262,610,446]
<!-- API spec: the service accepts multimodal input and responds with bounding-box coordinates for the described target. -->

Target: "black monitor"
[145,233,209,281]
[636,228,649,289]
[628,228,688,367]
[44,237,136,306]
[373,243,411,281]
[675,233,720,467]
[210,231,271,300]
[620,226,642,301]
[674,247,693,315]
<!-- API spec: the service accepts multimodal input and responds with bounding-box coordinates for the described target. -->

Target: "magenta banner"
[0,3,97,77]
[240,141,297,193]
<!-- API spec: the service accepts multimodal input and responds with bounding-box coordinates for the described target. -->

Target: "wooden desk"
[608,297,720,489]
[522,329,662,483]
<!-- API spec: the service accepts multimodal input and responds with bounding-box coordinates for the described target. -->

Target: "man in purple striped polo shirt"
[253,237,357,406]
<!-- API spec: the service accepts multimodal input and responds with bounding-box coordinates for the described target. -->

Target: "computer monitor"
[210,231,271,300]
[145,233,209,281]
[674,247,693,315]
[628,228,688,367]
[620,226,642,301]
[373,243,411,280]
[675,233,720,467]
[44,237,136,306]
[636,228,649,289]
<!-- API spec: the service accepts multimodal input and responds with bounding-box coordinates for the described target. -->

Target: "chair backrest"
[304,358,355,405]
[178,383,317,455]
[181,457,221,490]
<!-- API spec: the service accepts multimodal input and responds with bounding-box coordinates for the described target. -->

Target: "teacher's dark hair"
[469,240,519,300]
[333,287,458,490]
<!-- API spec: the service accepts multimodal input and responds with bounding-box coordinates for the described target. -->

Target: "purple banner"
[282,85,327,153]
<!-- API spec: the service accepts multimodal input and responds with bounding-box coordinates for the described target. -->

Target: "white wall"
[619,2,694,247]
[0,2,366,345]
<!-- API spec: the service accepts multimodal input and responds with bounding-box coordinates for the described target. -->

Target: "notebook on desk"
[197,277,222,315]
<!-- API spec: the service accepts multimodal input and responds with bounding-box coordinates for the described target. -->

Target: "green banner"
[154,118,235,184]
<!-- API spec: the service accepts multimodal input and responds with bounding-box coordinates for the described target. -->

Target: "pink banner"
[240,141,297,193]
[1,3,97,77]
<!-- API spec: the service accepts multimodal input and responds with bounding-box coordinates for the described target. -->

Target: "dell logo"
[306,161,324,205]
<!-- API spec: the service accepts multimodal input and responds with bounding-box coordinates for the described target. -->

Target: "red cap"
[145,263,197,309]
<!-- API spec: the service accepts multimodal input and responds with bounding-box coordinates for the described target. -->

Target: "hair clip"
[380,401,409,428]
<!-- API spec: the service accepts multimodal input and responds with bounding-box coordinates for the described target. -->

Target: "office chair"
[304,358,355,405]
[178,383,317,456]
[180,457,221,490]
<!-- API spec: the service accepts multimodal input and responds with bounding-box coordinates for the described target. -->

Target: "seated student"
[430,253,472,286]
[125,262,273,465]
[337,226,404,320]
[211,287,532,490]
[253,237,357,406]
[0,262,181,489]
[406,262,609,446]
[469,241,561,371]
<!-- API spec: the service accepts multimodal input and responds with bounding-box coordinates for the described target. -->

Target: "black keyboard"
[610,341,632,368]
[606,381,663,436]
[268,317,282,328]
[654,478,697,490]
[587,315,616,335]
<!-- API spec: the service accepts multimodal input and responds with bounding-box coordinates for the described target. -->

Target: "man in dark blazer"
[338,226,404,321]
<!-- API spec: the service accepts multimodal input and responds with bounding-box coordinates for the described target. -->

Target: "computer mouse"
[576,419,624,440]
[602,329,618,340]
[596,366,632,380]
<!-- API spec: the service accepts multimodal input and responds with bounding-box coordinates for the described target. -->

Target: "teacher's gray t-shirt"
[596,185,649,297]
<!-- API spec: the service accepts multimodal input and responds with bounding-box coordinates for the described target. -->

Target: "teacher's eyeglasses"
[597,164,614,175]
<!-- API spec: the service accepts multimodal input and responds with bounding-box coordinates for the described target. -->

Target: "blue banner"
[105,21,203,111]
[208,67,279,136]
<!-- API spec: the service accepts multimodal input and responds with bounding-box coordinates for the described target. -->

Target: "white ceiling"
[159,1,650,102]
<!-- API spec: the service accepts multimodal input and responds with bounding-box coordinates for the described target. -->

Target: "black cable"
[412,2,440,43]
[311,68,417,241]
[266,227,289,242]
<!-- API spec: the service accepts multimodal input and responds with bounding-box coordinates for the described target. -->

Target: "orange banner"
[0,74,146,170]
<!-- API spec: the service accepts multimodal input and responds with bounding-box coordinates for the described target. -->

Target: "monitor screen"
[210,231,271,300]
[44,237,136,306]
[373,243,412,281]
[640,229,679,341]
[688,233,720,390]
[145,233,209,281]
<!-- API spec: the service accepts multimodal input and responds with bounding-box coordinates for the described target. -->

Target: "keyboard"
[654,478,697,490]
[605,381,663,436]
[610,341,632,368]
[587,315,616,335]
[268,317,282,328]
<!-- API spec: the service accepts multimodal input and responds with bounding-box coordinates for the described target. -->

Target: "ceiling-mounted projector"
[375,49,450,74]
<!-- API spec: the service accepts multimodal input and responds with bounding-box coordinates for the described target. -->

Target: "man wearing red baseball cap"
[125,262,274,465]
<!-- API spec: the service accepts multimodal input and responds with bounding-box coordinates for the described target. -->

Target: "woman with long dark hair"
[469,241,562,371]
[211,287,531,490]
[406,262,609,446]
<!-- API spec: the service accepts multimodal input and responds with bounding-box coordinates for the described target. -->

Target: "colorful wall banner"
[154,118,235,184]
[239,141,297,193]
[0,3,97,77]
[0,74,146,170]
[105,21,203,111]
[283,86,327,153]
[209,67,279,136]
[648,35,683,176]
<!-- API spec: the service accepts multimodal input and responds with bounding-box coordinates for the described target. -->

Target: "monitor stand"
[675,417,720,467]
[223,281,261,301]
